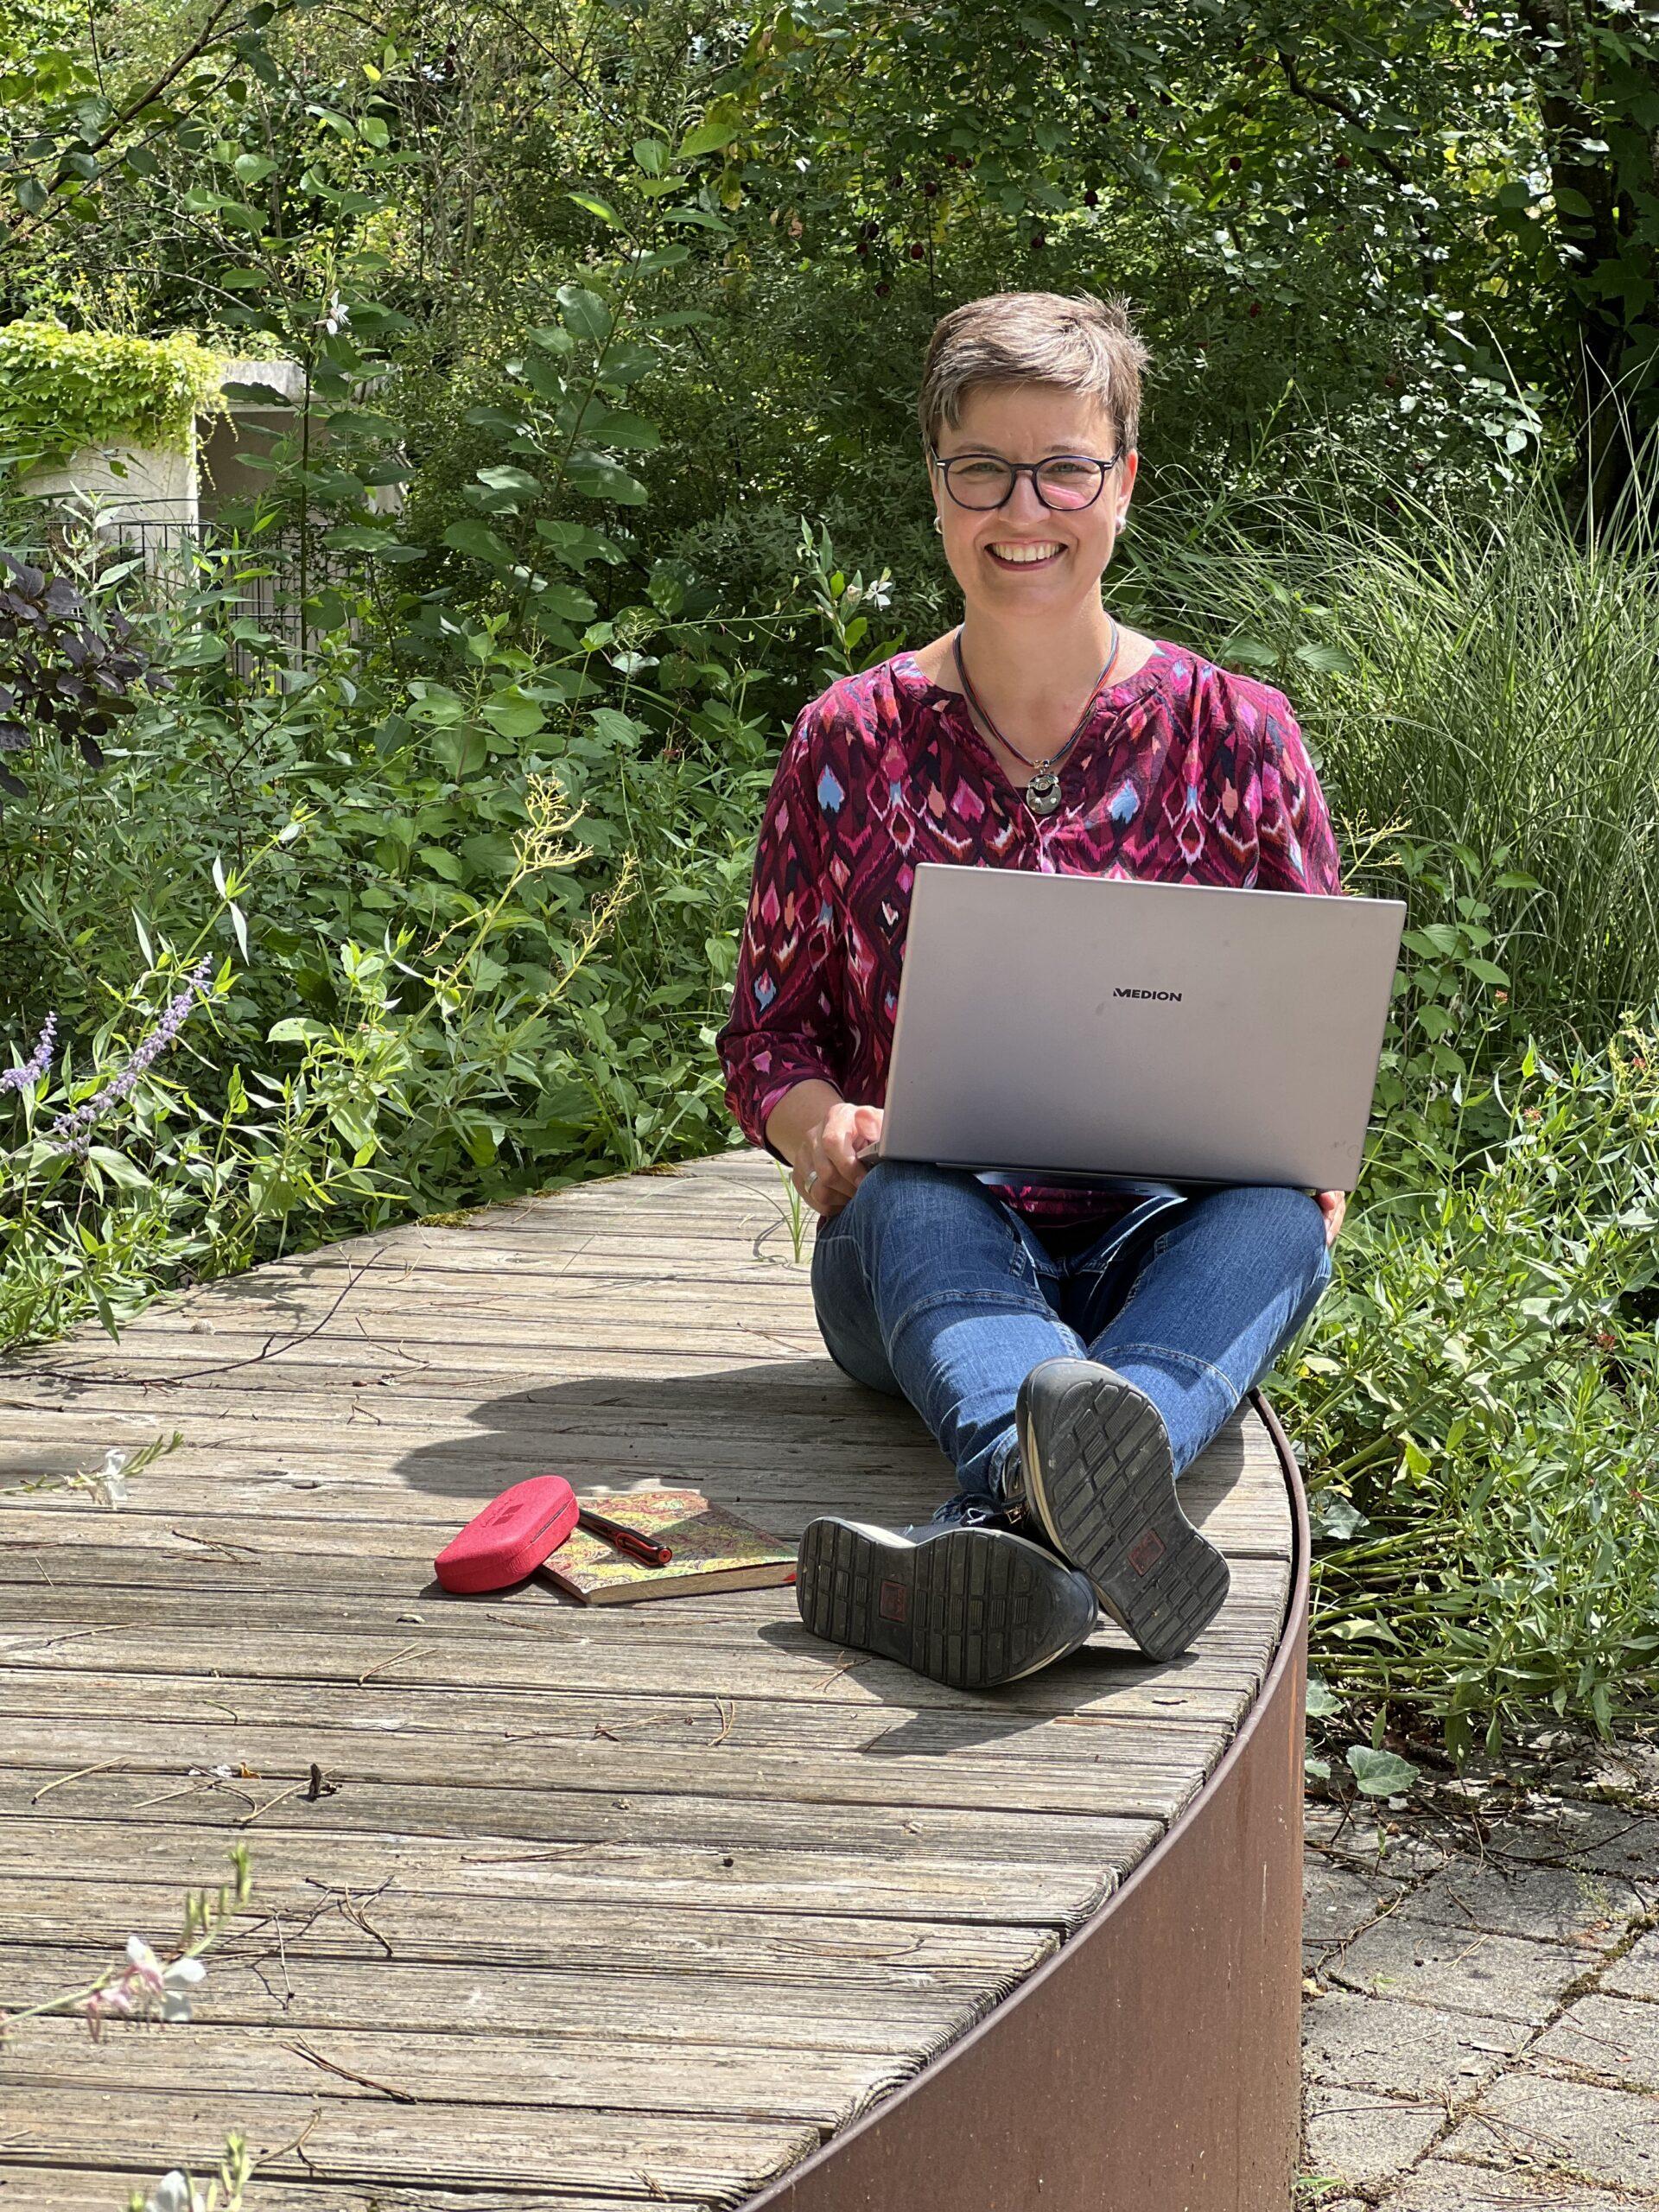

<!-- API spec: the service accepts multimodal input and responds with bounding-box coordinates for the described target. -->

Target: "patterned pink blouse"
[715,640,1344,1224]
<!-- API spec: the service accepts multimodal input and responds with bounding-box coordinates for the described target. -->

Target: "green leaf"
[442,519,516,566]
[557,283,613,344]
[566,453,648,505]
[1293,641,1357,677]
[85,1144,151,1192]
[1305,1675,1340,1719]
[476,463,542,497]
[679,101,744,158]
[321,524,399,552]
[533,518,626,569]
[632,137,669,175]
[480,695,546,740]
[575,402,661,451]
[567,190,623,227]
[532,582,599,622]
[168,632,227,669]
[1346,1745,1421,1798]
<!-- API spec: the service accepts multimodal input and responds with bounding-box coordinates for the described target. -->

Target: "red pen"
[576,1507,672,1567]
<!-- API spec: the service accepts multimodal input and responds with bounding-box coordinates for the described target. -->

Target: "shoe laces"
[930,1492,1010,1531]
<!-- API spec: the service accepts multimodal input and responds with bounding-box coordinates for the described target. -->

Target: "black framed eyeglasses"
[927,442,1123,512]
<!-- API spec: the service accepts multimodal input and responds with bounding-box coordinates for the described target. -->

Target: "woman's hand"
[1314,1190,1347,1248]
[793,1101,884,1220]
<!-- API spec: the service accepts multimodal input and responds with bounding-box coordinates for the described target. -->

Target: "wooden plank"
[0,1662,1238,1752]
[0,2174,664,2212]
[0,1821,1129,1932]
[0,2087,818,2205]
[0,1942,1015,2056]
[0,1455,1291,1563]
[0,1769,1167,1868]
[0,1710,1231,1826]
[0,1619,1264,1726]
[0,2016,915,2134]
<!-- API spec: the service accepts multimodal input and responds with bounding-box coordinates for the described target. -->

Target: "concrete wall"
[25,423,198,533]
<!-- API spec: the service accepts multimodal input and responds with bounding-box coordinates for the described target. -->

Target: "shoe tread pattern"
[1027,1381,1230,1662]
[796,1519,1061,1692]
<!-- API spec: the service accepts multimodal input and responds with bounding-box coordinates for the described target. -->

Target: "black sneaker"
[795,1503,1099,1692]
[1012,1357,1230,1662]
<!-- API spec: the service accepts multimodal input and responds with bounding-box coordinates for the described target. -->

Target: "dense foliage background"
[6,0,1659,1770]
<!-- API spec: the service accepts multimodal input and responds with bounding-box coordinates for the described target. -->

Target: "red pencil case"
[434,1473,580,1594]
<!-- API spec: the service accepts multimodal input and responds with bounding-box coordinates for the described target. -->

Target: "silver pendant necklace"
[951,619,1122,817]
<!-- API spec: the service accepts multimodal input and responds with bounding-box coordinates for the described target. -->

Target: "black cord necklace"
[951,618,1123,817]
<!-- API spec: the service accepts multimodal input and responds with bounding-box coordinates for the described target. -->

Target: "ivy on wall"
[0,324,226,464]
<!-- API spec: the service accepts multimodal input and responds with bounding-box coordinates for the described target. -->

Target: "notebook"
[541,1487,796,1605]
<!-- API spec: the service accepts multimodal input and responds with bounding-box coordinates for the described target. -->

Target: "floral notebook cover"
[544,1487,797,1605]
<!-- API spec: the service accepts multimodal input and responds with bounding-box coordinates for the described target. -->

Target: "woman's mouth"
[985,540,1065,571]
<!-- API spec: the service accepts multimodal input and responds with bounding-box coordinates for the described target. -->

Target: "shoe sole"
[796,1518,1087,1691]
[1018,1367,1230,1662]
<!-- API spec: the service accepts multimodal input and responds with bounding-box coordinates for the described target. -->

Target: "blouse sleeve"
[715,700,848,1158]
[1255,691,1343,895]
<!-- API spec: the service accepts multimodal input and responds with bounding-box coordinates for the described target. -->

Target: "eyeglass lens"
[947,458,1103,510]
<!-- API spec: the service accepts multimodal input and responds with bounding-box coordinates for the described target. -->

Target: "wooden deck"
[0,1150,1295,2210]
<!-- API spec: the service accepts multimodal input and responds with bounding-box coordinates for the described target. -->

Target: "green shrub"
[0,323,226,463]
[1287,1016,1659,1756]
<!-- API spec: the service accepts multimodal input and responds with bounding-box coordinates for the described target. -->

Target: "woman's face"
[929,382,1137,617]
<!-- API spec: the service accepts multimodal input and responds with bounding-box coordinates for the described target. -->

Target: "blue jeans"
[810,1162,1331,1503]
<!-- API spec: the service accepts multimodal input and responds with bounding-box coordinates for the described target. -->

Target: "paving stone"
[1534,1992,1659,2092]
[1485,1802,1659,1914]
[1302,1988,1529,2099]
[1304,1856,1411,1955]
[1328,1910,1598,2024]
[1604,1929,1659,2001]
[1576,1736,1659,1802]
[1302,2082,1446,2190]
[1390,2156,1657,2209]
[1440,2069,1659,2194]
[1406,1853,1630,1952]
[1305,1808,1455,1880]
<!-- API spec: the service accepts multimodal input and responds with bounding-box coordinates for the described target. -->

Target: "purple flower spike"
[0,1011,57,1095]
[48,957,214,1159]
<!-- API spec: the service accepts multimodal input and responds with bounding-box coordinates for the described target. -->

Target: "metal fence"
[84,517,363,675]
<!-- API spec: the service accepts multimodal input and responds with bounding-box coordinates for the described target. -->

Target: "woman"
[715,290,1342,1693]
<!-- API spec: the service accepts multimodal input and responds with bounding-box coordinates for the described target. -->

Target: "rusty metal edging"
[745,1390,1310,2212]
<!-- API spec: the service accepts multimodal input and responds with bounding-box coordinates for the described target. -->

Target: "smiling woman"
[715,289,1344,1695]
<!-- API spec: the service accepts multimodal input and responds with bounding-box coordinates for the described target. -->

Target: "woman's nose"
[1003,474,1050,523]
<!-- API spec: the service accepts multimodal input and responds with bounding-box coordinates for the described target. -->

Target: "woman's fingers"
[1315,1189,1346,1246]
[796,1105,883,1218]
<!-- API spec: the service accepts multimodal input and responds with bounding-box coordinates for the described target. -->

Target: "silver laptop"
[872,867,1405,1192]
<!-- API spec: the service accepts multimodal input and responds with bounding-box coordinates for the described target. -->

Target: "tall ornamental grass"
[1136,464,1659,1033]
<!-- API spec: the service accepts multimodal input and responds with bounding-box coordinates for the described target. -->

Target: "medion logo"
[1114,986,1183,1002]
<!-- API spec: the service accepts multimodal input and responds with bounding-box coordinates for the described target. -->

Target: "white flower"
[92,1448,130,1509]
[145,2175,207,2212]
[322,291,350,335]
[124,1936,207,2021]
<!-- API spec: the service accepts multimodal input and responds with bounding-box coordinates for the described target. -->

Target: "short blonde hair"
[918,291,1150,457]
